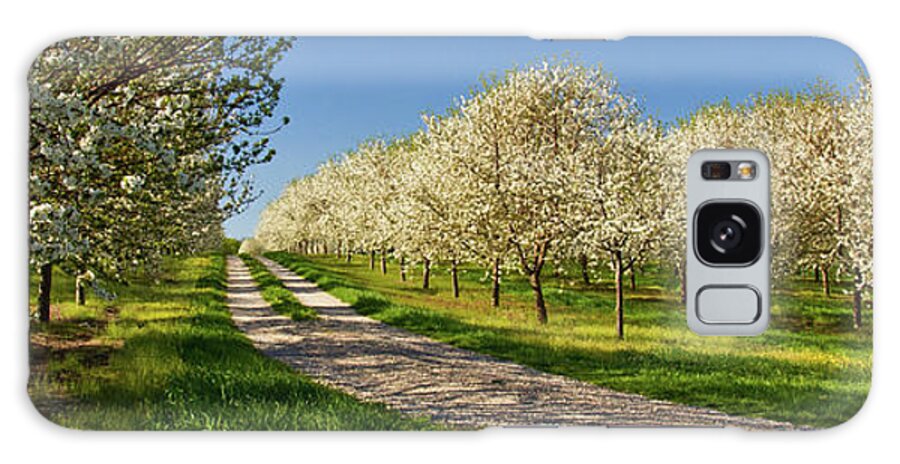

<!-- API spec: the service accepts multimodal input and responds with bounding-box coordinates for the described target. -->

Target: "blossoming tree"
[30,37,292,321]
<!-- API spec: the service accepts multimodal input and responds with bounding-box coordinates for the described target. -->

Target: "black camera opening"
[695,201,762,265]
[701,161,732,180]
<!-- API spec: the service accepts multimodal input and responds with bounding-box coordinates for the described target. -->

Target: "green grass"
[239,254,317,321]
[267,251,872,429]
[28,254,435,430]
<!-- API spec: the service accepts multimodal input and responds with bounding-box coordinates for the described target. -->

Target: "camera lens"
[695,202,762,265]
[710,219,743,251]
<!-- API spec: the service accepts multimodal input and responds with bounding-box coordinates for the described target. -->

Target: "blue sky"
[225,37,863,239]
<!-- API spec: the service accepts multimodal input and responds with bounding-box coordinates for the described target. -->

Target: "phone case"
[28,36,872,431]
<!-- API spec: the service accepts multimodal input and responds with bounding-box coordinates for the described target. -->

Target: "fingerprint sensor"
[696,286,761,324]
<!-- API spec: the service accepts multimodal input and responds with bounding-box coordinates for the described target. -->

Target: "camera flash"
[737,162,756,180]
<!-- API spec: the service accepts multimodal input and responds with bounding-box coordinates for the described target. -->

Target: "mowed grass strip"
[28,254,436,430]
[266,251,872,429]
[239,254,317,321]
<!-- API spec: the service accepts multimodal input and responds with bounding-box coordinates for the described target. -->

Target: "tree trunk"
[38,263,52,322]
[422,257,431,289]
[491,257,500,308]
[679,265,687,304]
[579,254,590,285]
[346,250,352,263]
[380,249,387,274]
[323,243,328,255]
[814,266,821,282]
[529,271,548,324]
[400,256,407,281]
[852,271,864,330]
[451,259,460,298]
[630,268,636,291]
[369,250,375,270]
[822,265,831,297]
[614,252,625,340]
[75,277,86,306]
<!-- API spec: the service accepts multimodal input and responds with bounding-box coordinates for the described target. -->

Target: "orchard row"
[252,60,872,334]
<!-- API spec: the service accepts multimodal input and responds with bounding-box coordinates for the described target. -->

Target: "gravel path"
[226,255,791,430]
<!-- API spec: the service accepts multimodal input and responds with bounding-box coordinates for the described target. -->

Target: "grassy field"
[27,254,435,430]
[239,254,317,321]
[267,251,872,429]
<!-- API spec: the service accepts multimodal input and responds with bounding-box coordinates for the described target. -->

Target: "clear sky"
[224,36,864,239]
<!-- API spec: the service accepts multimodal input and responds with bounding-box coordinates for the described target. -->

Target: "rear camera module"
[695,202,762,266]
